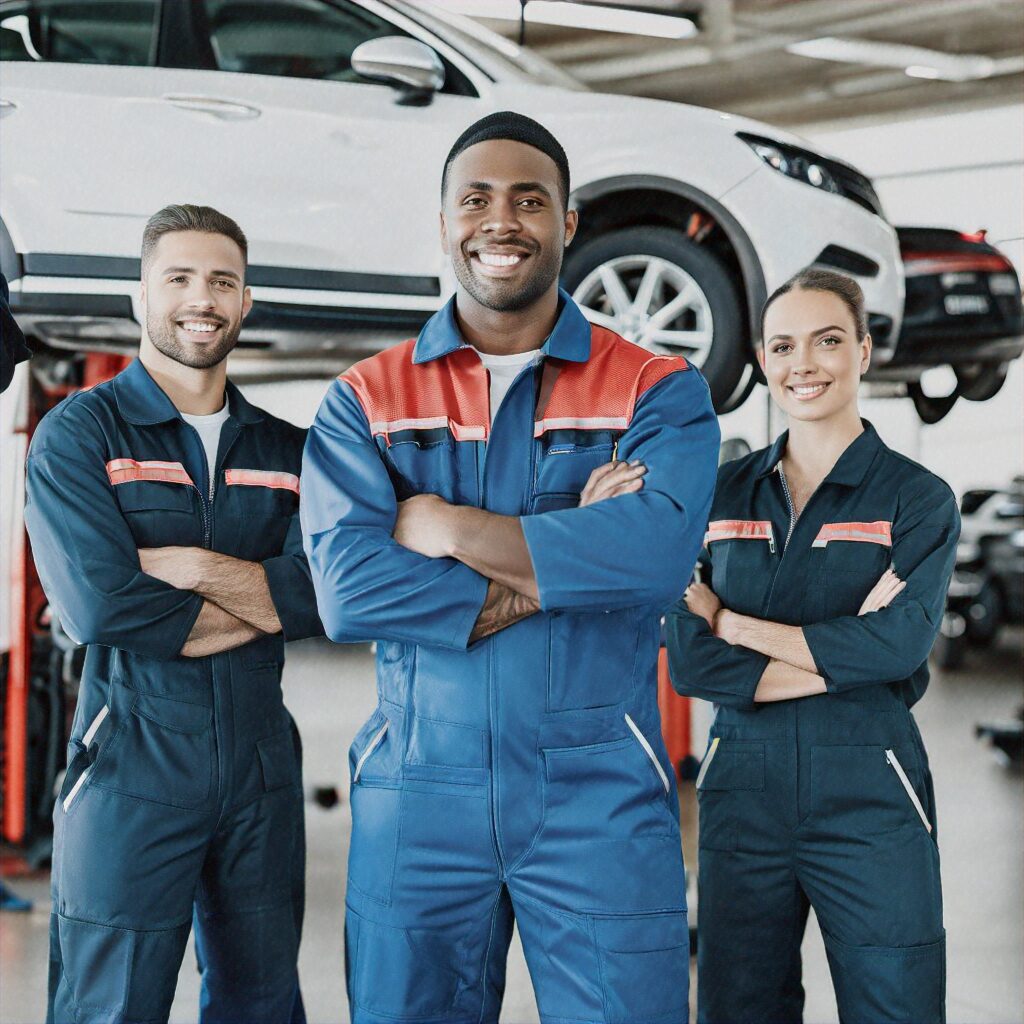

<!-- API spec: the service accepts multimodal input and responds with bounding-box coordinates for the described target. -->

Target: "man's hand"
[139,547,210,591]
[579,460,646,507]
[684,581,722,631]
[393,494,458,559]
[858,568,906,615]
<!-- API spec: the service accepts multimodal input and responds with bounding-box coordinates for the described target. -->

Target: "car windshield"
[391,0,587,90]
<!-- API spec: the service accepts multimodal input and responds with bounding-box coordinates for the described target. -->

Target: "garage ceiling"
[456,0,1024,128]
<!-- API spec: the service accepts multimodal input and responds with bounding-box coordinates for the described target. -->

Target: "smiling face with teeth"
[141,229,252,372]
[759,287,872,426]
[441,138,577,339]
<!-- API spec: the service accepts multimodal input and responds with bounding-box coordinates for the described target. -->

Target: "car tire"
[562,227,747,410]
[907,381,959,424]
[966,581,1003,645]
[957,364,1008,402]
[933,628,966,671]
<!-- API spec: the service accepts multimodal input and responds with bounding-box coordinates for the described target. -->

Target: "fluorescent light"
[905,65,942,80]
[445,1,697,39]
[787,36,995,82]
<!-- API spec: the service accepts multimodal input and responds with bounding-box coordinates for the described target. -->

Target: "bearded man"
[26,204,323,1023]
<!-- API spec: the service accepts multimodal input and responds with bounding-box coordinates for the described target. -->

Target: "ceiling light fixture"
[787,36,996,82]
[444,1,698,40]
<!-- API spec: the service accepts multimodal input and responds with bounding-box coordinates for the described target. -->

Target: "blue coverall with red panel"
[301,292,720,1024]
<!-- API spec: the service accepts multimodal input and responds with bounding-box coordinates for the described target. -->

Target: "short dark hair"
[761,268,868,343]
[441,110,570,207]
[141,204,248,277]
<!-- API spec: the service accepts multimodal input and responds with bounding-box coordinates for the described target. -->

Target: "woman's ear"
[859,333,872,376]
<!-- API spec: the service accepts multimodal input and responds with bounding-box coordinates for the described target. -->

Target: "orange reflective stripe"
[812,521,892,548]
[704,519,773,544]
[105,459,193,486]
[225,469,300,494]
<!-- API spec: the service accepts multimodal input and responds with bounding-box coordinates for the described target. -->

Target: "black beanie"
[442,110,570,204]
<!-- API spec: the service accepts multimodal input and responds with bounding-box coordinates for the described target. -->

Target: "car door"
[169,0,488,287]
[1,0,488,292]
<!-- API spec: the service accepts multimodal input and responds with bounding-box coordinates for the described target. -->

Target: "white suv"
[0,0,903,409]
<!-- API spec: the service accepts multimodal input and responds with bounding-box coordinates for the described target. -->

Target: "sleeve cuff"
[165,591,206,661]
[447,564,490,650]
[262,554,324,642]
[802,622,838,692]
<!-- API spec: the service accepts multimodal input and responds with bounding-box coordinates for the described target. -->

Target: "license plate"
[944,294,989,315]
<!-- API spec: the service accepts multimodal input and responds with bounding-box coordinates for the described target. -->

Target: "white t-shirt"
[181,401,230,498]
[477,348,545,421]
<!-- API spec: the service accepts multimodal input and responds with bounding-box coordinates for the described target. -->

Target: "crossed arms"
[681,570,905,703]
[666,487,958,706]
[301,369,720,649]
[24,404,319,662]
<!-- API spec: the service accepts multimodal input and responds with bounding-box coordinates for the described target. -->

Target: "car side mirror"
[351,36,445,102]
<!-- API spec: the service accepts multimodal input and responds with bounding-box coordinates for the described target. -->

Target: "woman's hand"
[684,581,722,630]
[858,568,906,615]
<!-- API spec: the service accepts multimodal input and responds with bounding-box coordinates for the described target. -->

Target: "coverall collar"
[412,288,592,365]
[114,357,263,426]
[756,419,882,487]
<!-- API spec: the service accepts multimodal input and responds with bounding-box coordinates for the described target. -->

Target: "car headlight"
[738,133,841,195]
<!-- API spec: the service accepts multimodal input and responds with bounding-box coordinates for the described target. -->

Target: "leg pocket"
[348,783,402,906]
[595,912,690,1024]
[57,912,190,1022]
[823,927,946,1024]
[346,907,462,1020]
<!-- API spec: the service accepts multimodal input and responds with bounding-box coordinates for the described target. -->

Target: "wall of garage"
[719,101,1023,498]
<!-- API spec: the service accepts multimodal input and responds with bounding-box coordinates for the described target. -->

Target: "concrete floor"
[1,632,1021,1024]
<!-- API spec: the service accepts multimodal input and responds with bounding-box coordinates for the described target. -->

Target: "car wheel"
[957,364,1008,402]
[907,381,959,424]
[933,612,967,670]
[966,581,1003,645]
[562,227,746,410]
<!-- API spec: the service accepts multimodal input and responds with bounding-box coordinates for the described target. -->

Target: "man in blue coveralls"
[25,205,323,1023]
[302,112,720,1023]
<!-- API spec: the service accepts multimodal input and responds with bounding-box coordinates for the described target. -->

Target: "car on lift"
[884,227,1023,423]
[934,478,1024,669]
[0,0,905,412]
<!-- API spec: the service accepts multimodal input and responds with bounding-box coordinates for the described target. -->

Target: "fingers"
[858,569,906,614]
[579,461,647,506]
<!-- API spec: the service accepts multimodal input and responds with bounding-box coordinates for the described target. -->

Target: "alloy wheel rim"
[572,255,715,363]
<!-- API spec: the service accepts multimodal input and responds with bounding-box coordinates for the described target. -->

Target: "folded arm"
[301,380,488,649]
[25,410,203,661]
[521,367,720,613]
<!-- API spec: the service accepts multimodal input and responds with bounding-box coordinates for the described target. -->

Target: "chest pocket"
[531,430,619,513]
[807,521,892,620]
[222,468,299,560]
[380,428,464,504]
[706,520,776,617]
[109,461,199,548]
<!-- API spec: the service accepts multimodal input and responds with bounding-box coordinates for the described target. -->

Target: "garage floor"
[2,632,1021,1024]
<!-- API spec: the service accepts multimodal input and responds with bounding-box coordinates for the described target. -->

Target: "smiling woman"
[666,268,960,1023]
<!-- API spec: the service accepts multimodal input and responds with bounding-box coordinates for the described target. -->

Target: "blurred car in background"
[934,477,1024,669]
[886,227,1023,423]
[0,0,905,411]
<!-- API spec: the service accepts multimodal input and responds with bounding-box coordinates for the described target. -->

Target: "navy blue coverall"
[302,293,720,1024]
[666,422,959,1024]
[24,358,323,1024]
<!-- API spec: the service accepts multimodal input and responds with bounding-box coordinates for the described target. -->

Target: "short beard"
[452,242,562,313]
[146,312,240,369]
